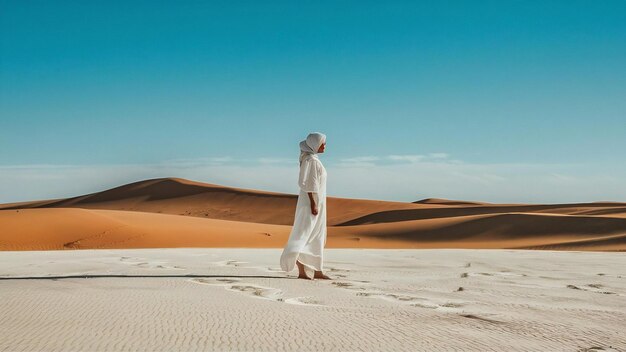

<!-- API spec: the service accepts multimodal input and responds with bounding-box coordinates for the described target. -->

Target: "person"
[279,132,331,280]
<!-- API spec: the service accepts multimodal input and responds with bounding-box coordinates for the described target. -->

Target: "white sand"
[0,249,624,351]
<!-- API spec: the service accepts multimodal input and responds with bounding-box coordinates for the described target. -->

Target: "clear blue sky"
[1,1,625,203]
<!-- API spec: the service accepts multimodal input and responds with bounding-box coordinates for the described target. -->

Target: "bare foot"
[298,273,313,280]
[314,271,332,280]
[296,260,312,280]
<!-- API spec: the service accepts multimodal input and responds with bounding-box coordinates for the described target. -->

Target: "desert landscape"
[1,177,625,251]
[3,1,625,350]
[2,178,625,350]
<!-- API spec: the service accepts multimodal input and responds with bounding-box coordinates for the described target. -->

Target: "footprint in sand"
[463,271,527,278]
[487,271,527,278]
[566,284,616,295]
[330,281,370,291]
[326,266,350,273]
[225,260,249,267]
[206,261,310,276]
[265,267,283,272]
[189,278,283,302]
[227,284,284,301]
[578,347,620,352]
[331,282,355,288]
[283,296,326,306]
[119,256,185,270]
[323,267,352,279]
[459,314,504,324]
[189,278,328,306]
[209,260,251,268]
[350,289,466,312]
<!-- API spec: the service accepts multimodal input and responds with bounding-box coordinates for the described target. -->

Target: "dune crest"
[413,198,487,206]
[1,177,625,251]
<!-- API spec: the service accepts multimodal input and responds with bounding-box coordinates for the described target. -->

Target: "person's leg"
[296,260,312,280]
[312,203,330,280]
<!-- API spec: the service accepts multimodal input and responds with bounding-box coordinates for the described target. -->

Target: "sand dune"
[0,208,290,251]
[1,177,625,251]
[338,202,626,225]
[0,177,418,226]
[341,213,626,251]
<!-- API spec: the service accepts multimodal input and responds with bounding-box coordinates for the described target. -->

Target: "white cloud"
[387,154,425,163]
[335,156,381,167]
[160,156,234,167]
[256,157,295,164]
[1,155,625,204]
[343,156,381,162]
[385,153,451,164]
[428,153,449,159]
[339,153,452,167]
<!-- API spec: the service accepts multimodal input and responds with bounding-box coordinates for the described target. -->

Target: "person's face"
[317,142,326,153]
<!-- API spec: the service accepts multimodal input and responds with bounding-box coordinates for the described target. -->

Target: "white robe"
[280,154,327,274]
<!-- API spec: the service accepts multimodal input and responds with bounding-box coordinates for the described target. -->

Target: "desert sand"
[0,248,624,351]
[1,177,625,251]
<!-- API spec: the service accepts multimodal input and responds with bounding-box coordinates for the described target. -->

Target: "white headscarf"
[299,132,326,166]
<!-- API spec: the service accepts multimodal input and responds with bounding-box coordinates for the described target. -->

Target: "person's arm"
[299,158,321,215]
[307,192,318,215]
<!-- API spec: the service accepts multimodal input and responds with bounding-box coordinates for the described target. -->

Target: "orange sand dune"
[340,212,626,251]
[336,202,626,225]
[1,177,625,251]
[0,177,420,226]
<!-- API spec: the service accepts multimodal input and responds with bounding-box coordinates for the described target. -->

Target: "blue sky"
[1,1,625,203]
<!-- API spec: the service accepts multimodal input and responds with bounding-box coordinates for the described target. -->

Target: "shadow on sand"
[0,274,287,281]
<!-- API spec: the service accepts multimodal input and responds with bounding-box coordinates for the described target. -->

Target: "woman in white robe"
[280,132,331,280]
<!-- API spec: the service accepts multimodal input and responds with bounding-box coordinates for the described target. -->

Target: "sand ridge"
[1,177,625,251]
